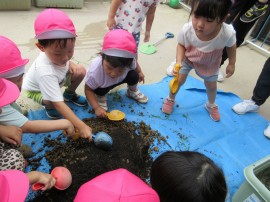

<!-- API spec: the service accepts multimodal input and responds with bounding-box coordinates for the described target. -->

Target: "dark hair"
[150,151,227,202]
[190,0,232,22]
[38,38,76,48]
[101,53,133,68]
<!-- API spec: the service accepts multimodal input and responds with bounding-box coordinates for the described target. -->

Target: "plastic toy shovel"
[169,64,181,94]
[139,32,174,55]
[32,167,72,191]
[64,129,113,151]
[106,110,125,121]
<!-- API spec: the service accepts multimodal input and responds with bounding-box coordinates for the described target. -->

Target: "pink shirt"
[178,22,236,77]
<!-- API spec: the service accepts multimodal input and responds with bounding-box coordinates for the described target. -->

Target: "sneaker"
[126,89,148,103]
[217,69,224,82]
[240,2,268,23]
[205,103,220,121]
[44,107,62,119]
[232,99,260,114]
[264,124,270,138]
[96,95,108,111]
[166,60,176,76]
[162,97,175,114]
[63,90,87,107]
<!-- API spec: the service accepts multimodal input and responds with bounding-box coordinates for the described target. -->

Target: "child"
[0,169,55,202]
[150,151,227,202]
[85,29,148,118]
[74,168,160,202]
[21,9,92,140]
[107,0,160,83]
[163,0,236,121]
[0,78,74,171]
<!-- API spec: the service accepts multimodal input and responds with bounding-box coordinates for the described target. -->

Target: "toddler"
[22,9,92,140]
[163,0,236,121]
[85,29,148,118]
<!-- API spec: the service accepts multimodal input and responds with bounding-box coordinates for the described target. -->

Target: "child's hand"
[27,171,56,190]
[144,31,150,42]
[107,18,116,30]
[95,106,107,118]
[0,125,22,146]
[63,120,75,137]
[173,63,181,76]
[138,71,145,83]
[225,64,235,78]
[69,62,85,78]
[78,125,92,141]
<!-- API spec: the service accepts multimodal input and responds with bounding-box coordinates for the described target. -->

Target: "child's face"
[6,74,24,91]
[37,40,75,67]
[103,59,126,78]
[191,13,221,40]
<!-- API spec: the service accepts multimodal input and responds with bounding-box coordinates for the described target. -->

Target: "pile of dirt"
[28,117,167,201]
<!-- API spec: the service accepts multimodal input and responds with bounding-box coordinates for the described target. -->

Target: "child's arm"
[135,61,145,83]
[26,171,56,191]
[51,101,92,141]
[0,125,22,146]
[21,119,74,136]
[225,44,236,78]
[174,43,185,75]
[144,4,157,42]
[107,0,122,30]
[85,84,107,117]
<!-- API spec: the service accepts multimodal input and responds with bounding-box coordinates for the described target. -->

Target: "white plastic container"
[232,155,270,202]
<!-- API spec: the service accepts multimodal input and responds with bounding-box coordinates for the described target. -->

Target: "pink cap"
[0,78,20,108]
[0,170,29,202]
[74,168,160,202]
[34,9,76,40]
[102,29,136,58]
[0,36,29,75]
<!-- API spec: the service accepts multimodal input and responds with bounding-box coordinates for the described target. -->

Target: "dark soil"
[28,117,167,202]
[256,168,270,190]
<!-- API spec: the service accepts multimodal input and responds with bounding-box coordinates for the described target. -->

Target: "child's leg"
[204,80,220,121]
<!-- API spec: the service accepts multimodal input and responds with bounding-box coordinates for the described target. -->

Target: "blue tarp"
[23,76,270,201]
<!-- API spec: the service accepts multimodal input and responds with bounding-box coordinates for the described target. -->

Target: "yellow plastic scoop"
[169,64,181,94]
[107,110,125,121]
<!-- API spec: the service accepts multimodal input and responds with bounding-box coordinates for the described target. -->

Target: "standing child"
[85,29,148,118]
[163,0,236,121]
[22,9,92,140]
[107,0,160,83]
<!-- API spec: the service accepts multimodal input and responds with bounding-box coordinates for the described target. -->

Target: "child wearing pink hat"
[21,9,92,141]
[85,29,148,117]
[0,169,55,202]
[0,77,75,171]
[74,168,160,202]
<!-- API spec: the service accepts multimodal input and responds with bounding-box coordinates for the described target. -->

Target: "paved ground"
[0,0,269,121]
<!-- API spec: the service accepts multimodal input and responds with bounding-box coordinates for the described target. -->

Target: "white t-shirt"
[178,22,236,77]
[22,52,69,102]
[85,56,136,90]
[115,0,159,34]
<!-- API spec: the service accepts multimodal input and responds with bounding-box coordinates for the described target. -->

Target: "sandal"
[96,94,108,111]
[126,89,148,103]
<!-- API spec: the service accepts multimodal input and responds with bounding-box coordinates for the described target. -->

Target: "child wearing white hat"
[85,29,148,118]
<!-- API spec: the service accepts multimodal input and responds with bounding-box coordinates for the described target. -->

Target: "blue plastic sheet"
[23,76,270,201]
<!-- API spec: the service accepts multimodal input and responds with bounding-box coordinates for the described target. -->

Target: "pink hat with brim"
[0,170,30,202]
[34,9,77,40]
[0,78,20,108]
[102,29,136,58]
[0,36,29,75]
[74,168,160,202]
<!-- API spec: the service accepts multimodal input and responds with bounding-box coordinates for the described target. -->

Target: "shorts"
[180,61,218,82]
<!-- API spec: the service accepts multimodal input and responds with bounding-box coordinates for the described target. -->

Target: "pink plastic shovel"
[32,166,72,191]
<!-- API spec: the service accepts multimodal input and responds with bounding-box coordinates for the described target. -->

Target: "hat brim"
[0,59,29,74]
[35,30,77,40]
[0,78,20,108]
[102,49,136,58]
[0,170,29,202]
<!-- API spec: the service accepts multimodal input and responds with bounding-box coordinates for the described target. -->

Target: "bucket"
[232,155,270,202]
